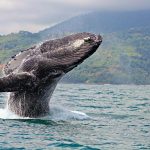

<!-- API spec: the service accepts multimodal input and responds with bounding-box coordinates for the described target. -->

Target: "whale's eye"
[84,37,92,42]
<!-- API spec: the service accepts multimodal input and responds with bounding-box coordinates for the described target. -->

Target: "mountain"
[63,27,150,84]
[0,31,40,63]
[39,10,150,39]
[1,10,150,51]
[0,10,150,84]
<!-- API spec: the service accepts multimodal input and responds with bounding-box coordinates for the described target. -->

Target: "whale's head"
[40,32,102,75]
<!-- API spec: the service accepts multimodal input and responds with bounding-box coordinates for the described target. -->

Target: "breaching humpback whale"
[0,33,102,117]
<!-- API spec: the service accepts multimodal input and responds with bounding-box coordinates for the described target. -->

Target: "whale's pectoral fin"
[0,72,37,92]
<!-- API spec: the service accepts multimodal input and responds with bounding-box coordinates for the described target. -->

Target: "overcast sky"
[0,0,150,35]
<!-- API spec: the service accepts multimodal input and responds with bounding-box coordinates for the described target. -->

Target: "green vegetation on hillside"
[0,27,150,84]
[63,27,150,84]
[0,31,40,63]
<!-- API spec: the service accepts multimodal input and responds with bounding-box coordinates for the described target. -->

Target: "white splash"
[48,106,90,121]
[0,108,29,120]
[0,106,90,121]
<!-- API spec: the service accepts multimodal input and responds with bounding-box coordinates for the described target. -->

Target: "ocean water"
[0,84,150,150]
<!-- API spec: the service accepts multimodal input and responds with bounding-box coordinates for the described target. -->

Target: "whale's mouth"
[41,32,102,73]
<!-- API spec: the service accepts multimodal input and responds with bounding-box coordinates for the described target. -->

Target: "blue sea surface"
[0,84,150,150]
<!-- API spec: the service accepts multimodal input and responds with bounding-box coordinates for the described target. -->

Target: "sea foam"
[0,106,90,121]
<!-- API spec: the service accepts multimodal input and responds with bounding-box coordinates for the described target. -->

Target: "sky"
[0,0,150,35]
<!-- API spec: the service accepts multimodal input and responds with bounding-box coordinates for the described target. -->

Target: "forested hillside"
[63,27,150,84]
[0,11,150,84]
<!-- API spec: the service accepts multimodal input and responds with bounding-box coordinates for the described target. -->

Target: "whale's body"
[0,33,102,117]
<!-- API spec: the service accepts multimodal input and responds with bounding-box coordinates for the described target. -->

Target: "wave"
[0,105,90,121]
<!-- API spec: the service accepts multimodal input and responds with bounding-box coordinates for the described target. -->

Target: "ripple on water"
[0,84,150,150]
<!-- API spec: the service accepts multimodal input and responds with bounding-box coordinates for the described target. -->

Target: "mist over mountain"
[38,10,150,39]
[0,10,150,84]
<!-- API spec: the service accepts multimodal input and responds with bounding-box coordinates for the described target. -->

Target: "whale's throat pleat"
[8,80,58,117]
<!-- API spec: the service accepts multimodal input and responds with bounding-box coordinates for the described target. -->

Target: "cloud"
[0,0,150,34]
